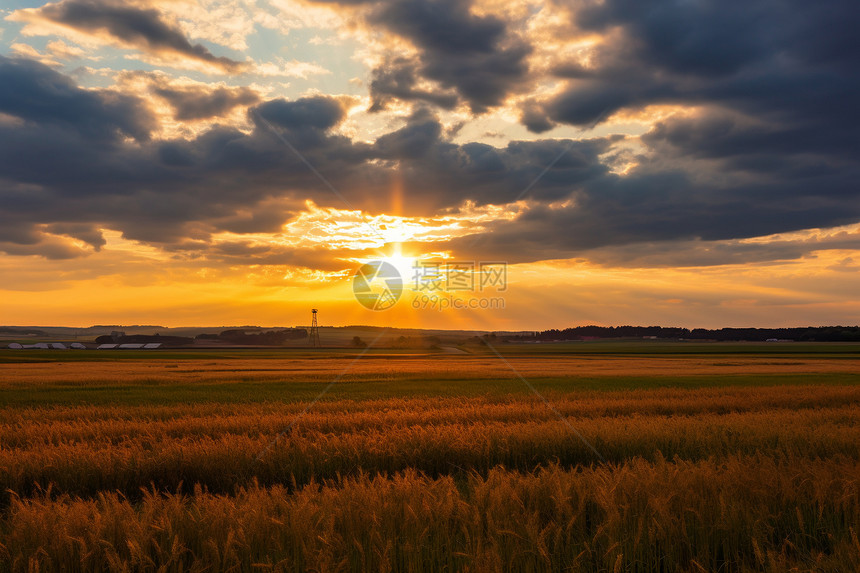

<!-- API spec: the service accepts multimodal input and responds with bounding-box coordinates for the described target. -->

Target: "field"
[1,342,859,572]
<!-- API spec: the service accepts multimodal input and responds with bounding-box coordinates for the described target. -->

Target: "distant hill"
[0,327,47,337]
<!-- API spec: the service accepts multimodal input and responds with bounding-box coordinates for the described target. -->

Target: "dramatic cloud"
[0,55,154,141]
[2,52,859,271]
[368,0,531,113]
[307,0,532,113]
[255,96,347,131]
[152,83,260,121]
[445,163,860,266]
[0,57,363,255]
[368,57,459,112]
[11,0,247,73]
[527,0,860,130]
[1,0,859,277]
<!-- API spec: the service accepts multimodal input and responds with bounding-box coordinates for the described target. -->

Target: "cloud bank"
[0,0,858,275]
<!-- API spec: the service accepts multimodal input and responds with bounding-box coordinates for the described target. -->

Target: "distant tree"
[95,334,192,346]
[217,329,308,345]
[352,336,367,348]
[528,325,860,342]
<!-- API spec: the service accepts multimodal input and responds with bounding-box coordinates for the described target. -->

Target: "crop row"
[3,384,858,447]
[2,455,858,572]
[2,404,858,502]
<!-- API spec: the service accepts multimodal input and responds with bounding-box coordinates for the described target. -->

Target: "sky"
[0,0,858,330]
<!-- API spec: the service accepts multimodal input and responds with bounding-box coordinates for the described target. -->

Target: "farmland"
[1,342,859,571]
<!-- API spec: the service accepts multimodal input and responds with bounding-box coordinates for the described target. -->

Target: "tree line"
[522,326,860,342]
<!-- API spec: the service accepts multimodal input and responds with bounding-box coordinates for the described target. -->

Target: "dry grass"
[2,386,860,502]
[1,353,859,571]
[2,457,859,572]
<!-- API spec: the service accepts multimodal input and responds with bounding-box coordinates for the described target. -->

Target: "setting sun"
[377,252,419,283]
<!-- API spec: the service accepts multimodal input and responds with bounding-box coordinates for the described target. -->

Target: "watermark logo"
[412,292,506,311]
[352,260,403,310]
[412,261,507,292]
[353,259,507,311]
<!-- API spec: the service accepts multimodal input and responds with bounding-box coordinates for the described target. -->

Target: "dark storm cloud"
[573,0,773,77]
[443,157,860,266]
[308,0,531,113]
[367,111,615,210]
[0,58,608,261]
[152,84,260,121]
[0,237,89,259]
[449,0,860,266]
[0,55,153,141]
[368,0,531,113]
[254,97,347,131]
[528,0,860,130]
[584,232,860,269]
[368,57,459,111]
[43,222,107,250]
[30,0,246,73]
[520,102,554,134]
[209,208,292,235]
[642,108,860,167]
[0,57,368,255]
[373,107,443,158]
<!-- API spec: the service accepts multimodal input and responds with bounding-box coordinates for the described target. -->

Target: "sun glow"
[379,252,418,284]
[354,238,421,286]
[204,200,523,254]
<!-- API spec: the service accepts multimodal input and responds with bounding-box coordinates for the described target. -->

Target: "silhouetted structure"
[309,309,321,347]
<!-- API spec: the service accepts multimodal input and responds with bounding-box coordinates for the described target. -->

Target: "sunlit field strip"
[3,355,860,388]
[4,374,860,411]
[3,457,858,572]
[2,402,858,503]
[3,384,860,447]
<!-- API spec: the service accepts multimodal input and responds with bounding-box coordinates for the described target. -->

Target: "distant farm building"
[7,342,89,350]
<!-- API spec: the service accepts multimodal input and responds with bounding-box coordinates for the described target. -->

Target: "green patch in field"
[3,372,860,408]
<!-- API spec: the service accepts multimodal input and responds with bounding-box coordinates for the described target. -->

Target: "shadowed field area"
[1,343,859,571]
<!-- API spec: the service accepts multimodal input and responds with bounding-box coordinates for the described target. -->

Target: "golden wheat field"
[1,345,859,572]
